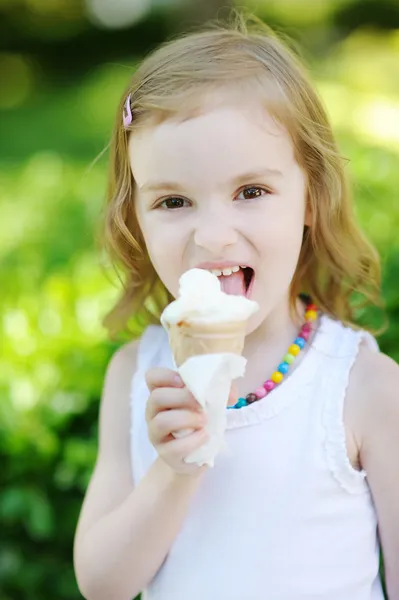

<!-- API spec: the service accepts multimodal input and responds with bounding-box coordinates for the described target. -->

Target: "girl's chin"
[244,309,266,337]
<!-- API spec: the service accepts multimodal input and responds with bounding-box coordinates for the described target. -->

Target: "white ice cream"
[161,268,258,326]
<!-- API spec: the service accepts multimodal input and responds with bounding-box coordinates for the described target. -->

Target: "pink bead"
[300,329,311,341]
[264,380,275,392]
[301,322,312,332]
[255,386,267,399]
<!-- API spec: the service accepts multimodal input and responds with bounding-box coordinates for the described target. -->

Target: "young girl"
[73,12,399,600]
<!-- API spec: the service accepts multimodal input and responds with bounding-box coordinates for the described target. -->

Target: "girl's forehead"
[129,103,295,183]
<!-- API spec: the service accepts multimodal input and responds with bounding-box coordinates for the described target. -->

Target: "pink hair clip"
[123,93,132,128]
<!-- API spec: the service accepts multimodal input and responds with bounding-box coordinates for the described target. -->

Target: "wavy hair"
[101,10,384,339]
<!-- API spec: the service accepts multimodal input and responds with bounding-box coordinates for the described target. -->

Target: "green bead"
[284,353,295,365]
[235,398,247,409]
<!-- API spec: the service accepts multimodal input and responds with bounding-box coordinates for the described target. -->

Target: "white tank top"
[130,314,384,600]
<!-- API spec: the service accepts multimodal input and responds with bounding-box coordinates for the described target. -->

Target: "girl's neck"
[245,295,304,351]
[236,295,307,398]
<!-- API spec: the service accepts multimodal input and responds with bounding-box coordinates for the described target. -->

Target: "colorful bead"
[278,362,289,374]
[288,344,301,356]
[294,337,305,349]
[283,353,295,365]
[301,322,312,333]
[246,392,258,404]
[271,371,283,384]
[235,398,247,409]
[255,386,267,399]
[300,329,311,341]
[264,380,276,392]
[305,309,317,321]
[307,304,317,311]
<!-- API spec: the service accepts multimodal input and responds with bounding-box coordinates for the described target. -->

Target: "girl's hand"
[145,367,209,476]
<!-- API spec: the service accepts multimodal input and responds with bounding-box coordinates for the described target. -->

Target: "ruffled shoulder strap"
[131,324,169,406]
[135,325,168,371]
[317,316,379,494]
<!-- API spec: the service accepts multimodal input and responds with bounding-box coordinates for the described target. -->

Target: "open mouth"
[208,265,254,297]
[242,267,254,291]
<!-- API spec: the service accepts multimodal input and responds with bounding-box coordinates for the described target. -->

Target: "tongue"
[219,269,246,296]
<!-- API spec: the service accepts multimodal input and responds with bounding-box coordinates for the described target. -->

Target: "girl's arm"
[73,343,204,600]
[352,346,399,600]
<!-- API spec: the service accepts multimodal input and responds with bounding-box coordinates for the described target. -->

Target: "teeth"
[209,265,242,277]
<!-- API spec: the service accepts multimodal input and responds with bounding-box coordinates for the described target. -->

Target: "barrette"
[123,93,132,128]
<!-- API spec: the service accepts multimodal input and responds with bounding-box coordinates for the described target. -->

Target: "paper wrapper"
[173,353,247,467]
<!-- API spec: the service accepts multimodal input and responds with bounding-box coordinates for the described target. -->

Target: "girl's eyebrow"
[138,168,283,194]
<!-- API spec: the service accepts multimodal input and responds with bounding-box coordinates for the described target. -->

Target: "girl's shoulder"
[346,338,399,583]
[344,332,399,473]
[103,339,140,408]
[314,314,398,468]
[347,339,399,431]
[330,309,399,442]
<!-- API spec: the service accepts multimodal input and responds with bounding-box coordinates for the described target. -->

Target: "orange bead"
[288,344,301,356]
[271,371,284,384]
[305,310,317,321]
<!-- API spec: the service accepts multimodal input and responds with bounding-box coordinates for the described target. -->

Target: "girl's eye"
[159,197,190,210]
[236,186,271,201]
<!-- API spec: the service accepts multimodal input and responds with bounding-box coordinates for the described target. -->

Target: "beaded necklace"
[227,298,319,409]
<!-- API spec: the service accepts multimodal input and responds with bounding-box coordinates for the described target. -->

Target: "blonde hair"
[102,10,385,339]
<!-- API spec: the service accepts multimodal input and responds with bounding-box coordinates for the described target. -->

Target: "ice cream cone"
[166,319,248,367]
[160,269,259,467]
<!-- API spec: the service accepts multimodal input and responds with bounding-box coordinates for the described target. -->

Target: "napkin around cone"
[173,352,247,467]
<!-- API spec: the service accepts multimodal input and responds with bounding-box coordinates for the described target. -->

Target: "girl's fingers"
[146,386,201,422]
[150,409,207,442]
[145,367,184,392]
[159,428,209,461]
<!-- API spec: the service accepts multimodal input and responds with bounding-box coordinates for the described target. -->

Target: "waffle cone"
[167,319,247,367]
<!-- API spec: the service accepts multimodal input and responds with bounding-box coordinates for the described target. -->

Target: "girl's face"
[129,102,309,333]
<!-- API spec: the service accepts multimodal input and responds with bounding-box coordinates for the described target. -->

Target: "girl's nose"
[194,214,238,254]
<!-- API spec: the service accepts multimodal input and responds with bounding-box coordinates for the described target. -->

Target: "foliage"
[0,6,398,599]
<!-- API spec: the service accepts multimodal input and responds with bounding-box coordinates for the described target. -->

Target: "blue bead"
[235,398,247,409]
[278,362,289,374]
[294,337,305,349]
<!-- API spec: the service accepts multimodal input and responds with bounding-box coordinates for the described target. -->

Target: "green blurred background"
[1,0,398,598]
